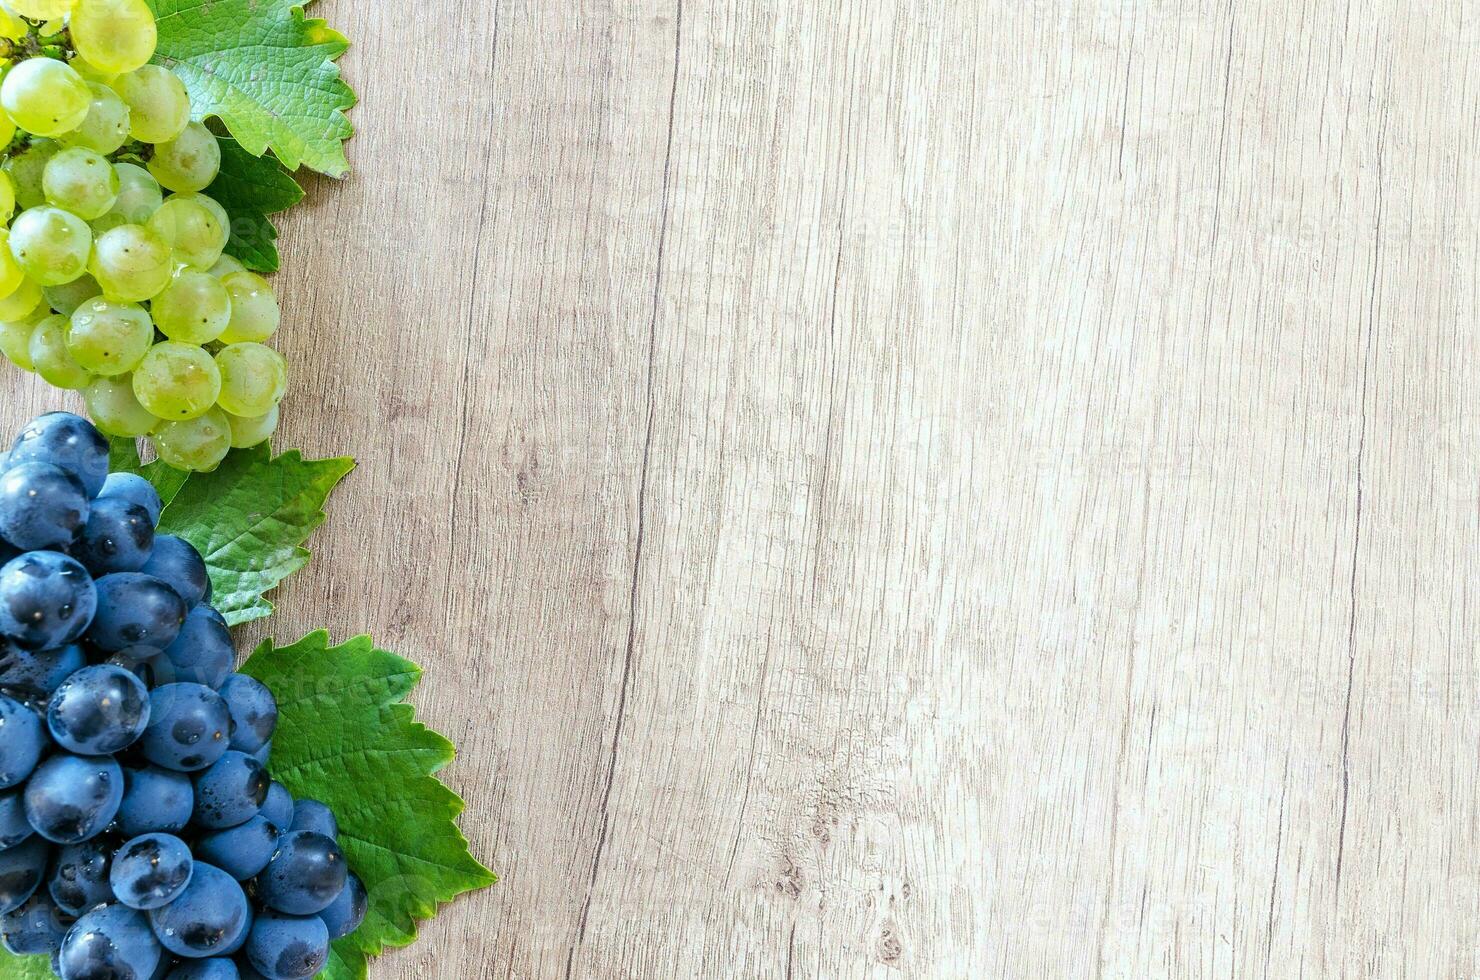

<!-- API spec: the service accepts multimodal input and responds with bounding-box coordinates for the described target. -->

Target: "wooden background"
[5,0,1480,976]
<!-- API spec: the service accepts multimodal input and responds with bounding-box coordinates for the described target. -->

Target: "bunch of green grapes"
[0,0,287,472]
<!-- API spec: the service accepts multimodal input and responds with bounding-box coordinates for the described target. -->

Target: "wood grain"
[4,0,1478,976]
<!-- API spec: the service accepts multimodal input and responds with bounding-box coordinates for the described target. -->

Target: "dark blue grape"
[75,496,156,575]
[8,412,109,498]
[47,838,115,915]
[0,788,31,848]
[140,536,208,610]
[0,836,47,914]
[192,752,268,830]
[243,910,327,980]
[0,640,85,696]
[147,862,250,959]
[317,873,366,941]
[287,801,335,841]
[111,833,195,910]
[195,816,278,882]
[48,664,151,755]
[218,675,275,754]
[168,960,241,979]
[0,889,69,954]
[258,784,292,834]
[0,551,96,650]
[234,960,267,980]
[88,573,186,653]
[248,742,270,767]
[0,692,45,788]
[0,462,89,551]
[58,903,163,979]
[23,754,124,844]
[118,766,195,838]
[140,683,231,773]
[98,473,163,525]
[256,832,346,916]
[154,607,234,690]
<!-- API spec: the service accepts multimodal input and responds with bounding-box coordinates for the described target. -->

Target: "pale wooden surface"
[5,0,1479,976]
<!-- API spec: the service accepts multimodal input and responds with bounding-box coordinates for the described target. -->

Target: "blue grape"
[98,473,163,525]
[23,754,124,844]
[317,873,367,941]
[287,801,336,841]
[256,832,346,916]
[168,960,241,979]
[148,862,250,959]
[75,496,156,575]
[0,836,48,914]
[111,833,195,910]
[219,675,275,754]
[8,412,109,498]
[0,889,68,954]
[88,573,186,652]
[47,838,115,915]
[0,462,90,552]
[58,903,163,979]
[140,682,231,773]
[0,551,96,649]
[235,961,267,979]
[195,816,278,882]
[47,663,151,754]
[0,640,85,696]
[140,536,209,610]
[118,766,195,838]
[0,788,32,848]
[154,607,233,689]
[242,910,327,980]
[248,742,270,767]
[258,784,292,834]
[0,693,45,788]
[192,752,268,830]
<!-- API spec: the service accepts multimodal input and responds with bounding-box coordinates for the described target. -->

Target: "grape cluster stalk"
[0,413,365,980]
[0,0,287,473]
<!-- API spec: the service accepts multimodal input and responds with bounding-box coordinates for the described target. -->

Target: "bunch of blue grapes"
[0,412,365,979]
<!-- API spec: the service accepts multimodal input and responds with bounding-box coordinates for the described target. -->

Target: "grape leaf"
[0,949,54,978]
[145,0,356,176]
[111,438,354,626]
[207,138,305,273]
[240,632,496,979]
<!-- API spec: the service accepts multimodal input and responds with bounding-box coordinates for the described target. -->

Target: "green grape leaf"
[145,0,356,176]
[241,632,496,979]
[110,438,354,626]
[208,138,305,273]
[0,949,56,978]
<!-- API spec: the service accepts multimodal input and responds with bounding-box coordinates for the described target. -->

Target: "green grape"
[0,7,26,41]
[0,172,15,219]
[219,271,280,344]
[225,404,277,448]
[90,223,172,302]
[0,310,44,370]
[209,254,246,278]
[0,277,41,321]
[1,58,92,138]
[93,162,162,233]
[66,297,151,375]
[148,122,220,193]
[0,230,25,299]
[4,141,59,211]
[71,0,157,75]
[111,65,189,144]
[60,82,131,155]
[43,147,119,219]
[69,57,117,86]
[131,341,220,419]
[44,273,100,315]
[214,342,286,417]
[0,113,13,152]
[152,406,231,471]
[147,194,228,269]
[7,0,76,18]
[84,374,156,436]
[29,313,93,389]
[151,270,230,344]
[9,206,92,286]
